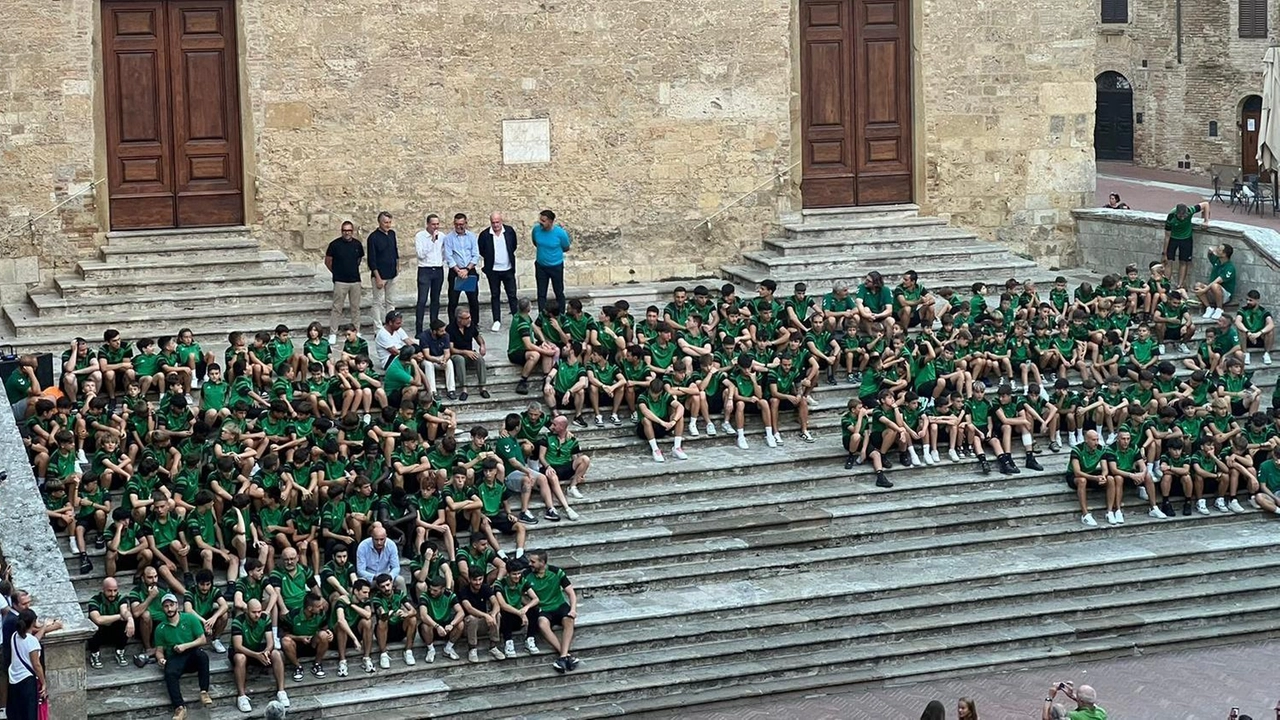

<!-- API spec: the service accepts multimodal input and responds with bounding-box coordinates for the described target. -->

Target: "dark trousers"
[5,676,37,720]
[485,269,518,323]
[416,266,445,334]
[163,648,210,709]
[447,270,481,324]
[88,622,129,652]
[499,611,526,641]
[535,263,566,314]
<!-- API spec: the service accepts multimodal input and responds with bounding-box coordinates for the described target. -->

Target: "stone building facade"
[0,0,1097,308]
[1094,0,1278,174]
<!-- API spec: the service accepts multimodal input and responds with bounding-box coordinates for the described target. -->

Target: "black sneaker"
[572,415,588,428]
[898,451,911,466]
[1182,500,1192,516]
[79,554,93,575]
[311,662,326,678]
[517,510,539,525]
[293,665,305,681]
[566,655,581,671]
[458,391,469,401]
[133,653,151,668]
[1160,500,1174,517]
[515,378,530,395]
[94,534,106,550]
[446,391,457,400]
[844,454,856,470]
[1025,453,1044,471]
[552,656,568,674]
[882,454,893,470]
[875,471,893,488]
[544,508,561,522]
[826,373,837,386]
[978,456,992,474]
[183,572,196,590]
[89,652,103,669]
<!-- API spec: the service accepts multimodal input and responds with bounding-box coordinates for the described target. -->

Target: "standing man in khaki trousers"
[326,220,365,344]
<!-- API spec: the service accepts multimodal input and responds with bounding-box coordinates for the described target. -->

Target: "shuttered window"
[1102,0,1128,23]
[1240,0,1268,37]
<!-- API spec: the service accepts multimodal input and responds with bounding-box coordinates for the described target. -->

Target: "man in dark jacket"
[367,212,400,326]
[478,212,519,332]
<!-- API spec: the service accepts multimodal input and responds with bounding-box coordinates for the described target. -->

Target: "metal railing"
[694,160,799,232]
[22,178,106,241]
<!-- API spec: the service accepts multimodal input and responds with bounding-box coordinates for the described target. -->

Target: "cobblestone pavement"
[678,640,1280,720]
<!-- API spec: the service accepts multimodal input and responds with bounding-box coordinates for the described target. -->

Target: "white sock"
[737,429,746,439]
[444,641,455,653]
[689,419,698,431]
[648,438,659,452]
[1055,432,1064,446]
[1021,432,1034,447]
[923,444,932,455]
[673,436,683,449]
[765,427,775,440]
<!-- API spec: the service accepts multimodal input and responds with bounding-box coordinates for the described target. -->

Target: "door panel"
[1242,98,1262,177]
[102,0,243,229]
[801,0,913,208]
[102,2,175,229]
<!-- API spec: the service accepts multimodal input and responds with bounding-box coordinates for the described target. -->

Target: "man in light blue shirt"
[445,212,481,324]
[355,525,404,590]
[531,208,571,313]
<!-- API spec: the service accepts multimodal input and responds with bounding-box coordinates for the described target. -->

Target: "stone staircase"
[60,323,1280,719]
[1,226,373,351]
[722,204,1052,290]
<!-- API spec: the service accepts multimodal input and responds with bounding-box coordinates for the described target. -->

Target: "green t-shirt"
[153,612,207,655]
[494,576,532,608]
[495,436,527,476]
[1070,444,1108,474]
[476,480,506,516]
[855,285,894,313]
[1239,304,1272,333]
[1208,254,1237,295]
[418,590,459,624]
[542,434,579,467]
[1165,205,1201,240]
[286,607,328,637]
[528,565,571,612]
[235,576,266,604]
[187,585,221,619]
[270,565,312,612]
[637,390,674,421]
[132,352,161,377]
[508,315,536,356]
[3,369,31,404]
[384,359,414,397]
[88,591,129,619]
[232,614,271,653]
[1068,707,1108,720]
[1259,459,1280,492]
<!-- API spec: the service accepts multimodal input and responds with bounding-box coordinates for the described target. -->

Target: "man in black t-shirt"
[447,309,490,400]
[326,221,365,342]
[457,572,504,663]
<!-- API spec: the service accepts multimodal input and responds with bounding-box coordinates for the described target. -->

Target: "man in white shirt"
[478,212,519,332]
[414,214,446,335]
[374,311,416,370]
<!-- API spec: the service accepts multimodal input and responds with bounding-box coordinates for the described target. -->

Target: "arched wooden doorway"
[1095,71,1134,162]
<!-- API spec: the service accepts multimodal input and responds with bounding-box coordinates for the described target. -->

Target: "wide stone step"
[721,258,1048,291]
[76,251,291,282]
[99,235,263,263]
[761,229,980,257]
[781,216,950,242]
[742,243,1020,275]
[29,278,345,318]
[53,264,321,301]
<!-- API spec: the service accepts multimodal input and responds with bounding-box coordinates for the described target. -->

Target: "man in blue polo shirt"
[532,209,571,314]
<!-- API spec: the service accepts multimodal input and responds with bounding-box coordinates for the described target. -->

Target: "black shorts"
[49,518,68,533]
[541,605,572,628]
[382,622,410,643]
[914,381,936,397]
[705,393,724,415]
[486,512,518,536]
[75,515,99,532]
[550,463,575,482]
[507,351,528,367]
[635,422,671,440]
[774,398,797,411]
[228,648,273,673]
[1163,326,1183,341]
[1247,336,1267,349]
[1231,400,1249,416]
[1165,236,1193,262]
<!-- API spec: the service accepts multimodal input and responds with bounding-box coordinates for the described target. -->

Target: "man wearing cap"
[153,592,213,720]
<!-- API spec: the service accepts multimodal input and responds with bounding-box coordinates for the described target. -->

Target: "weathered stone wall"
[0,402,94,719]
[0,0,102,306]
[0,0,1104,310]
[1095,0,1276,172]
[918,0,1098,267]
[1074,208,1280,303]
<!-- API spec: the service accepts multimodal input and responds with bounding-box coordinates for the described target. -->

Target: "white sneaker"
[76,449,88,464]
[361,656,374,673]
[504,640,517,658]
[490,646,506,661]
[1249,496,1260,509]
[948,448,961,462]
[1266,352,1274,365]
[688,419,699,437]
[1197,499,1210,515]
[594,414,604,427]
[467,648,479,663]
[404,649,416,666]
[652,448,665,463]
[564,506,580,521]
[1202,307,1215,319]
[237,695,252,713]
[491,321,502,332]
[1214,497,1229,513]
[805,396,818,407]
[338,659,349,676]
[1229,499,1245,513]
[498,549,509,560]
[1148,506,1168,519]
[277,690,291,708]
[211,638,226,654]
[1081,513,1098,527]
[908,447,923,467]
[765,433,777,448]
[1159,343,1168,356]
[328,333,338,345]
[722,420,735,435]
[1068,433,1080,448]
[568,486,584,499]
[192,376,201,390]
[610,413,621,425]
[1104,432,1117,446]
[1179,343,1192,354]
[1114,509,1125,524]
[672,447,688,460]
[425,646,436,664]
[1245,352,1253,366]
[774,432,784,445]
[1212,307,1224,320]
[705,422,717,436]
[737,434,749,450]
[379,652,391,669]
[1138,486,1149,501]
[69,536,79,554]
[930,448,941,464]
[1105,510,1117,525]
[443,645,459,661]
[525,637,540,654]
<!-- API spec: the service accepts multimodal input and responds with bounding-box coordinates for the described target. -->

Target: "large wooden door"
[102,0,243,230]
[799,0,913,208]
[1242,95,1263,177]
